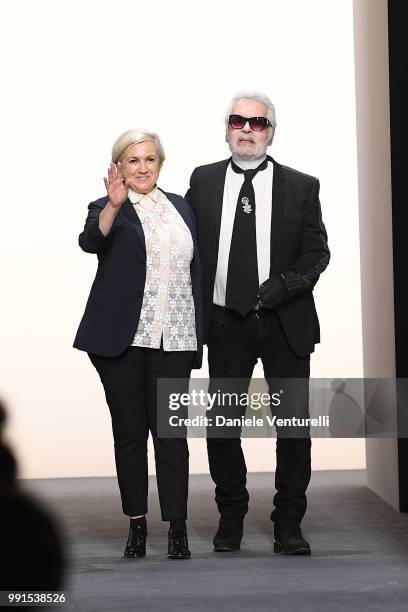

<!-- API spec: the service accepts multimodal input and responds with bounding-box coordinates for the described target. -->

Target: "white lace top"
[129,187,197,351]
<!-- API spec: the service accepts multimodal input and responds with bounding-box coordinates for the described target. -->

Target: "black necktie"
[225,157,268,316]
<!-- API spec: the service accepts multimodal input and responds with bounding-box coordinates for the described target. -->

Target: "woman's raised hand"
[103,162,129,208]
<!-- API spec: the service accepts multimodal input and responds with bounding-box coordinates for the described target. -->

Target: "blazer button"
[137,291,142,297]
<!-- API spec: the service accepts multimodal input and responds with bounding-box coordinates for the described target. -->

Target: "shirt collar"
[129,185,160,204]
[231,154,267,171]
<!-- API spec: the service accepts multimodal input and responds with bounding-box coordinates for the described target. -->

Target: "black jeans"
[207,305,311,525]
[89,345,195,520]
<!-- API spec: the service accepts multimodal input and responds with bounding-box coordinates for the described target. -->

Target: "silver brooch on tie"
[241,197,252,213]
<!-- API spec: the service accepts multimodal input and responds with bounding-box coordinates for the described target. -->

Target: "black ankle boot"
[168,520,191,559]
[273,521,311,555]
[213,517,243,552]
[124,517,147,558]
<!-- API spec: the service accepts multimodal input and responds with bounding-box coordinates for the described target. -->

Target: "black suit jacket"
[185,156,330,357]
[73,190,203,368]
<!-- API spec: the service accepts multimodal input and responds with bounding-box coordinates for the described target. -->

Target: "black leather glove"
[257,274,288,308]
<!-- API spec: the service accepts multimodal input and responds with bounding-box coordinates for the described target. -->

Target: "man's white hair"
[224,90,277,145]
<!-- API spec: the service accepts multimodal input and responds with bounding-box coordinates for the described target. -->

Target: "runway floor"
[23,470,408,612]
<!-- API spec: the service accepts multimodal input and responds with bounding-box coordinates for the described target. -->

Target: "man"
[185,91,329,555]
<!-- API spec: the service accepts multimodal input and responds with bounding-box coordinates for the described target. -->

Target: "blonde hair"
[111,129,165,166]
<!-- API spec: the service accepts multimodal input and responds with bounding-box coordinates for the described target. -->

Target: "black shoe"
[273,522,311,555]
[213,517,243,552]
[168,524,191,559]
[124,524,147,558]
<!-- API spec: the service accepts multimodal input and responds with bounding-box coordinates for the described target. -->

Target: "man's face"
[227,98,273,160]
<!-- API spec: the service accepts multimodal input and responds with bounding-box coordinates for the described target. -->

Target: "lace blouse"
[129,187,197,351]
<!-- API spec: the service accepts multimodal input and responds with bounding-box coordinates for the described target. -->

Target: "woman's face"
[120,140,161,194]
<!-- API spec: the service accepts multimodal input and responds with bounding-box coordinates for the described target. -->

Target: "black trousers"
[207,305,311,525]
[88,345,195,520]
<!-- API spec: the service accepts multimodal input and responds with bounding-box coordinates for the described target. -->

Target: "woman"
[74,129,203,559]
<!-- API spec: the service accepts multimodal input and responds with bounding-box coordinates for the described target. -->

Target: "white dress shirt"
[129,187,197,351]
[213,157,274,306]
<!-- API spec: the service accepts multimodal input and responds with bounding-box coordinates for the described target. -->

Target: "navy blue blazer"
[73,189,203,368]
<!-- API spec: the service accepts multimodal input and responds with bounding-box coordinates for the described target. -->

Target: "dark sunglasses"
[228,114,272,131]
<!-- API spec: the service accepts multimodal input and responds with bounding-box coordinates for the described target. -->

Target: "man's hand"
[258,274,288,308]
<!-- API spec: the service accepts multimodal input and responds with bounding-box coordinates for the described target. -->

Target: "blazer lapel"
[269,157,286,273]
[211,159,230,247]
[121,198,146,252]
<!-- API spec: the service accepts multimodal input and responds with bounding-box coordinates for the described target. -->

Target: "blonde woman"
[74,129,202,559]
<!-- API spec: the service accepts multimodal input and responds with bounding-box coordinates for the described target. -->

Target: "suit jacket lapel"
[121,198,146,252]
[211,159,230,247]
[269,157,286,273]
